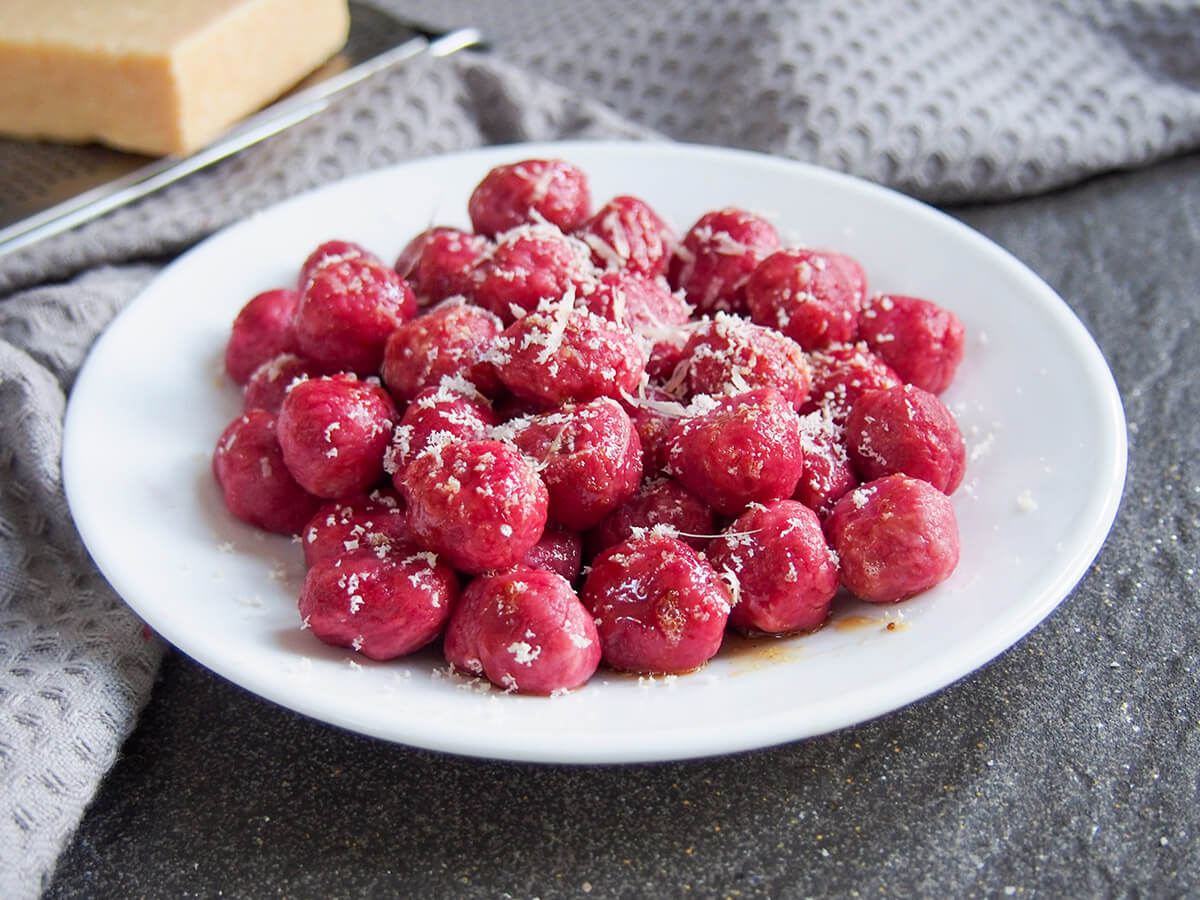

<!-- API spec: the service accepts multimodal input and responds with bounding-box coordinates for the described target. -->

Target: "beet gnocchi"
[212,156,970,694]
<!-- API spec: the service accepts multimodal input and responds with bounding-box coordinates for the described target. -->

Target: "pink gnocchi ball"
[276,374,398,499]
[401,439,548,575]
[505,397,643,532]
[707,499,840,635]
[824,474,960,604]
[298,544,458,660]
[582,533,731,674]
[468,159,592,237]
[858,293,965,395]
[844,383,967,494]
[664,387,805,515]
[443,567,601,694]
[212,410,320,535]
[668,208,780,315]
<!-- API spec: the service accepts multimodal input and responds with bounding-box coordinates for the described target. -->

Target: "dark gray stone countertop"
[46,152,1200,899]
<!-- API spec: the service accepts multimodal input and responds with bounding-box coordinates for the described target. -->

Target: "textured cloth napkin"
[1,1,1197,897]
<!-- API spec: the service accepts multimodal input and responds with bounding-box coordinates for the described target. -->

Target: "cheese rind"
[0,0,351,155]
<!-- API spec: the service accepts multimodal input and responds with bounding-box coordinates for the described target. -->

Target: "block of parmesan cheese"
[0,0,350,156]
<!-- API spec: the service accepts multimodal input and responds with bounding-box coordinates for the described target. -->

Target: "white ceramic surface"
[62,142,1127,763]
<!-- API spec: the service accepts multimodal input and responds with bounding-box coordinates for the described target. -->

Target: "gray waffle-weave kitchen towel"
[1,1,1198,896]
[385,0,1200,201]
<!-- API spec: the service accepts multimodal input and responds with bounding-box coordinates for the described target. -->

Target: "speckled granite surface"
[43,151,1199,899]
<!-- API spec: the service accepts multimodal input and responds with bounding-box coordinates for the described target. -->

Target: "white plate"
[63,142,1126,763]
